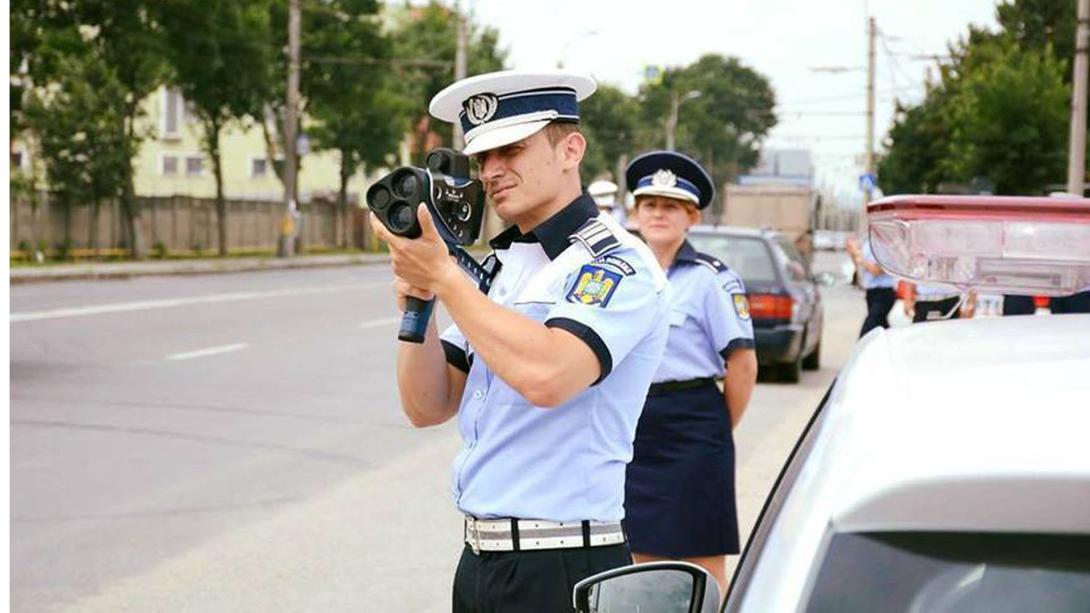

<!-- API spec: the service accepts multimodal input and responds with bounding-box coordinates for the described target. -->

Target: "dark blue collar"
[674,239,699,264]
[489,192,598,260]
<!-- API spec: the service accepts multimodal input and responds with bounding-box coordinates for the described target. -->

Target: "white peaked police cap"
[429,70,597,155]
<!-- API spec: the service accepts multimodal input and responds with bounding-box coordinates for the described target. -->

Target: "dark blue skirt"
[624,381,739,557]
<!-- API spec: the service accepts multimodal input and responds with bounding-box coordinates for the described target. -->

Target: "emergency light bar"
[867,195,1090,296]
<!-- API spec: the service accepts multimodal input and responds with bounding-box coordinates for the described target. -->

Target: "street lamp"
[665,89,702,151]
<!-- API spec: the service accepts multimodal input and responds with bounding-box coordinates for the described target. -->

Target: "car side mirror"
[572,561,720,613]
[814,271,836,287]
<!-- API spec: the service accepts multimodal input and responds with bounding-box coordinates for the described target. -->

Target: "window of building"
[12,151,24,170]
[186,156,204,176]
[252,157,268,178]
[161,87,184,139]
[162,155,179,176]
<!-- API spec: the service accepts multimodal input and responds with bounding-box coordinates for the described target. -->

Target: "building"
[13,86,377,206]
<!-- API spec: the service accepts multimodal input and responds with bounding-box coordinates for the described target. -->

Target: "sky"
[465,0,1002,209]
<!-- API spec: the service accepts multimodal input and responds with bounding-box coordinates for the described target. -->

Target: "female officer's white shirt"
[653,240,755,384]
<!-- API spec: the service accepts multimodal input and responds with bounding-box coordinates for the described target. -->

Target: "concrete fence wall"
[10,192,375,254]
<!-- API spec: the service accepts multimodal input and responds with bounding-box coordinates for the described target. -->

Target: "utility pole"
[665,91,680,151]
[1067,0,1089,196]
[864,16,876,205]
[452,6,468,151]
[278,0,301,258]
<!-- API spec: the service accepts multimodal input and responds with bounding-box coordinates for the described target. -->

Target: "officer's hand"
[903,300,915,318]
[393,276,434,312]
[371,204,458,294]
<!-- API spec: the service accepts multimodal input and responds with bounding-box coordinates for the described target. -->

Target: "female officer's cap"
[429,70,597,156]
[625,150,714,210]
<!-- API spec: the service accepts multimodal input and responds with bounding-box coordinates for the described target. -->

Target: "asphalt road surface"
[10,252,869,612]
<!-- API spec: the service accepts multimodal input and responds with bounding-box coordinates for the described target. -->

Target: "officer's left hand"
[371,203,459,294]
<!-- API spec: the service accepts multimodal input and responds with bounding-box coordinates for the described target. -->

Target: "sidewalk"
[9,253,391,284]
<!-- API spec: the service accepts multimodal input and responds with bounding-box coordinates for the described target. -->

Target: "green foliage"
[637,54,778,186]
[23,50,134,217]
[878,0,1076,196]
[944,41,1069,194]
[579,84,640,184]
[158,0,275,255]
[386,1,507,162]
[300,0,408,203]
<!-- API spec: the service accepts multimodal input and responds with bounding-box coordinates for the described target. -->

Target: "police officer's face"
[636,196,700,247]
[475,131,567,225]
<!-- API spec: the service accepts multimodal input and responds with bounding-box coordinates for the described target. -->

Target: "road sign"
[859,173,878,192]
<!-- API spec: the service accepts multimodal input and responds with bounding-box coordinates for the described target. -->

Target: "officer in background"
[372,70,671,612]
[847,233,897,337]
[588,178,627,226]
[622,151,758,593]
[904,282,976,322]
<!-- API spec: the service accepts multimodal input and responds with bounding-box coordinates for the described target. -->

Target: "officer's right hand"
[393,275,434,312]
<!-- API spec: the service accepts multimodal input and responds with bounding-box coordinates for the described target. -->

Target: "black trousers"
[1050,290,1090,313]
[914,296,961,323]
[1003,291,1090,315]
[1002,295,1037,315]
[452,543,631,613]
[860,287,897,337]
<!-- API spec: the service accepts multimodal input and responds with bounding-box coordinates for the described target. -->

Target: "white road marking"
[10,283,384,323]
[166,343,249,361]
[359,317,401,330]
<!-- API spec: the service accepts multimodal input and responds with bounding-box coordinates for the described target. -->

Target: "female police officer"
[622,151,759,592]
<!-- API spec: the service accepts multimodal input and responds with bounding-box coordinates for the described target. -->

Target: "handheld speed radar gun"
[366,148,490,343]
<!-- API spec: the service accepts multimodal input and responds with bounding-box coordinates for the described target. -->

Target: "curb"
[9,254,392,284]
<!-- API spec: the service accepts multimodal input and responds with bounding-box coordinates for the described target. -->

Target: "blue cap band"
[459,87,579,135]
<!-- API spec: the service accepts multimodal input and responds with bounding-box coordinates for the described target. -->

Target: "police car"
[573,195,1090,612]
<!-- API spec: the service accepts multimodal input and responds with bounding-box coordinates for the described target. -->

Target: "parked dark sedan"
[688,226,824,383]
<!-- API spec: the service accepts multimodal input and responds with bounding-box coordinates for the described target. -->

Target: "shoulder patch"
[591,254,636,276]
[566,264,622,308]
[694,252,727,274]
[733,294,751,320]
[571,218,621,258]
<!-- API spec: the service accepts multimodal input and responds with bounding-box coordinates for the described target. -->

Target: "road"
[10,252,866,612]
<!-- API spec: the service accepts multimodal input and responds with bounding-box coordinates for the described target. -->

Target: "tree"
[386,1,507,164]
[23,51,134,254]
[944,39,1069,194]
[878,4,1074,196]
[638,54,777,190]
[579,84,640,184]
[158,0,274,256]
[878,88,956,194]
[299,0,409,247]
[12,0,170,258]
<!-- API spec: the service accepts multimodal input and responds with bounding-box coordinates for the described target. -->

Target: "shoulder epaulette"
[571,218,622,258]
[694,252,727,274]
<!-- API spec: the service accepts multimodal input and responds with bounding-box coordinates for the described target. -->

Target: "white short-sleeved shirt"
[440,194,670,522]
[652,240,755,383]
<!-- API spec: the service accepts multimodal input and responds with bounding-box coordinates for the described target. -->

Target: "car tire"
[779,354,802,383]
[803,340,821,371]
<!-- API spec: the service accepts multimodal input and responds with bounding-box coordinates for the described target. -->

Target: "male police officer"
[371,71,671,612]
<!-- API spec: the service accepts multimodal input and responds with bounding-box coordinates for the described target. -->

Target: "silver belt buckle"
[468,517,481,555]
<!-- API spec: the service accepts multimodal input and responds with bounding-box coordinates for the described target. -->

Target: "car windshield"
[688,234,777,283]
[804,532,1090,613]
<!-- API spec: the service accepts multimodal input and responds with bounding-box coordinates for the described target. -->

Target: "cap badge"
[651,169,677,188]
[464,93,499,126]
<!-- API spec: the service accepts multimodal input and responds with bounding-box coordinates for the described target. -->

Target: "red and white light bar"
[868,195,1090,296]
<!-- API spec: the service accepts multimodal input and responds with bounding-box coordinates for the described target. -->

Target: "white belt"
[464,517,625,554]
